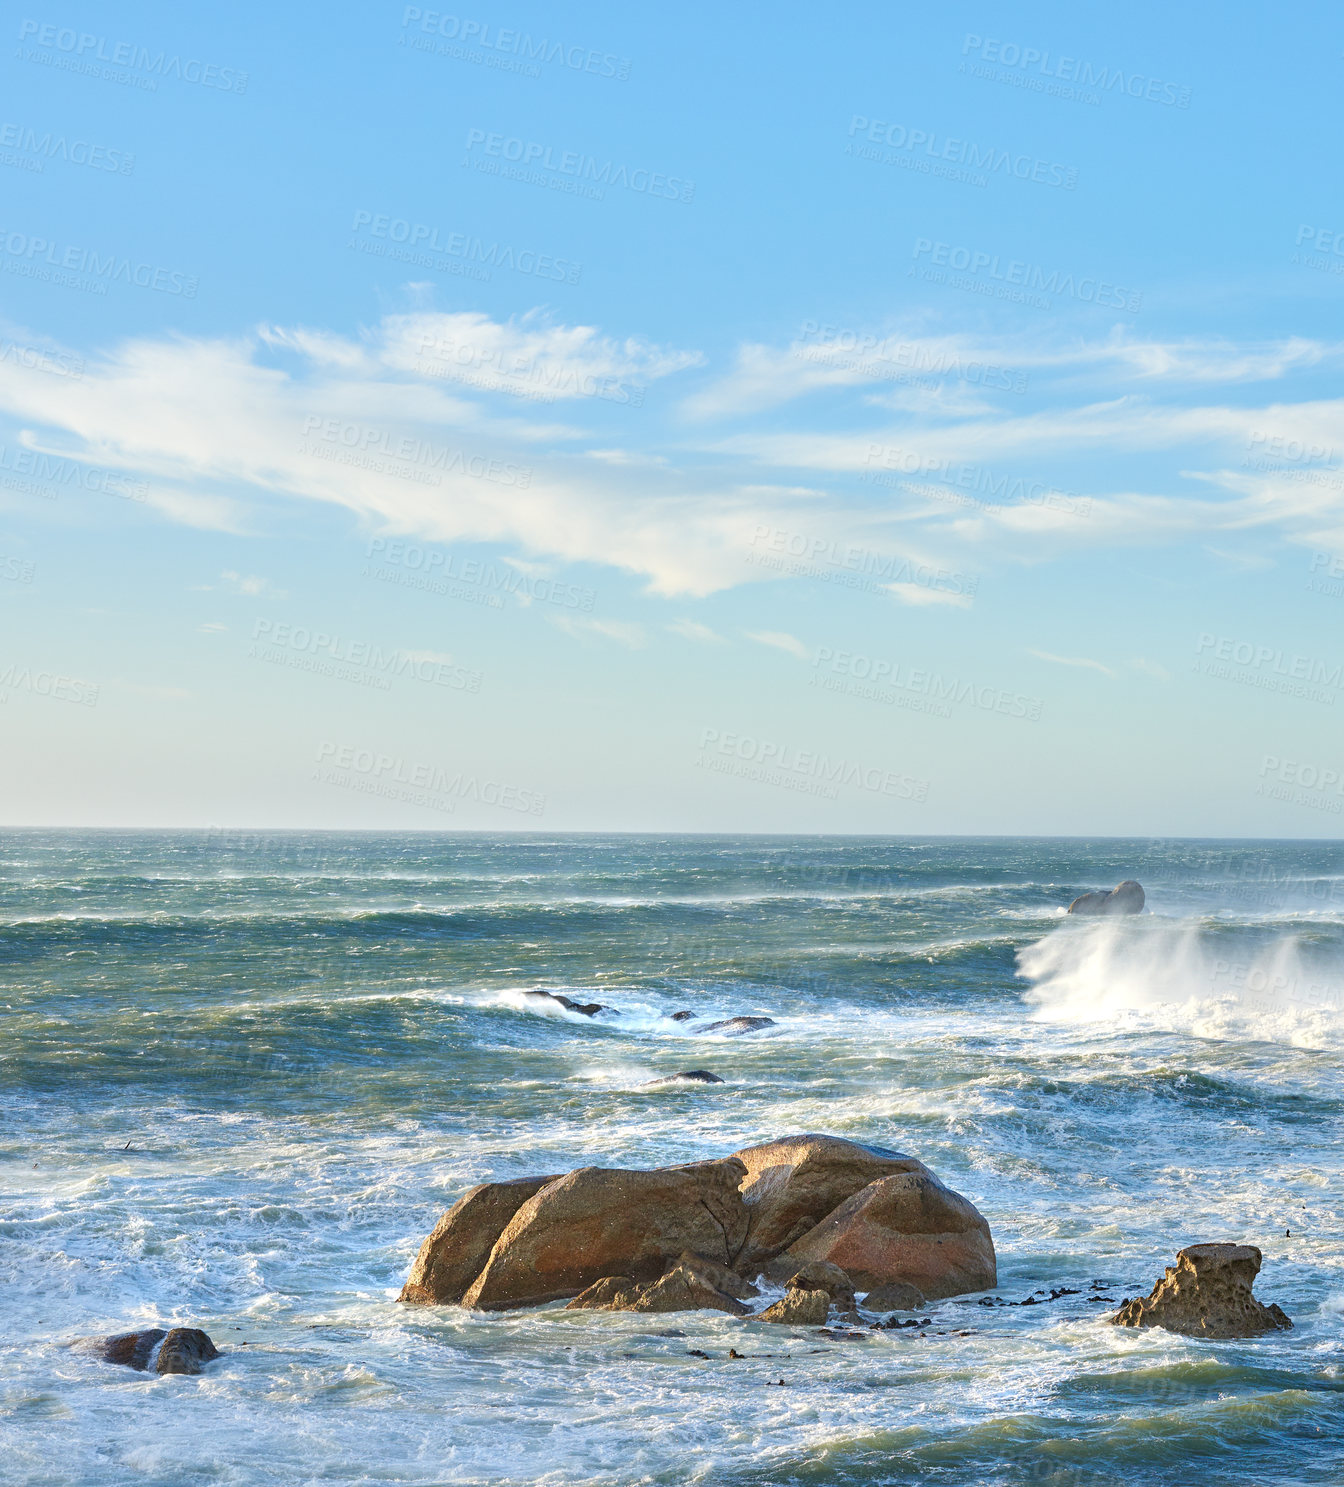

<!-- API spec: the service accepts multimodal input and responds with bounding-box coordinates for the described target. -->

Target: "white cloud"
[667,619,723,643]
[1028,649,1116,678]
[885,581,973,608]
[1129,658,1172,680]
[745,629,809,659]
[549,616,646,648]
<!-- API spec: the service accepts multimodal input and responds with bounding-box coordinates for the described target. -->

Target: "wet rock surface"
[96,1327,220,1374]
[1111,1243,1293,1339]
[1068,880,1145,916]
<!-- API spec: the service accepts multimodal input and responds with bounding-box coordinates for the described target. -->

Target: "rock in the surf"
[401,1132,995,1311]
[732,1134,936,1272]
[643,1070,724,1087]
[1067,880,1145,916]
[756,1287,830,1325]
[461,1159,750,1310]
[669,1010,696,1021]
[1111,1243,1292,1338]
[400,1174,560,1305]
[781,1170,997,1299]
[97,1327,220,1374]
[523,990,608,1016]
[566,1252,757,1314]
[863,1280,927,1311]
[696,1016,776,1035]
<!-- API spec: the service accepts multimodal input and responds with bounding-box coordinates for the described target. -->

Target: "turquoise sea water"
[2,832,1343,1486]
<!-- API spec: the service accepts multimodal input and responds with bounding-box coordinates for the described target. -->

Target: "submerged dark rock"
[696,1016,776,1035]
[1068,880,1145,916]
[669,1010,696,1022]
[98,1327,220,1374]
[643,1070,724,1087]
[1111,1243,1292,1338]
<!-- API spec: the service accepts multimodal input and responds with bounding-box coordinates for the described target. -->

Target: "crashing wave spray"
[1017,916,1344,1043]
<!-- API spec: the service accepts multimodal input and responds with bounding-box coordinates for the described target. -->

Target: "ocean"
[2,832,1342,1486]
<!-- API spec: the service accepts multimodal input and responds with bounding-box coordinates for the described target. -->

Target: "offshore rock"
[523,990,608,1016]
[783,1171,997,1299]
[399,1174,560,1305]
[98,1327,220,1374]
[401,1134,995,1311]
[1068,880,1145,916]
[461,1159,750,1309]
[1111,1243,1293,1339]
[643,1070,724,1087]
[733,1134,934,1273]
[696,1016,776,1035]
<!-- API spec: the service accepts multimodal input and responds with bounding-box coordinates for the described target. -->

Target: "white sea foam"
[1018,915,1344,1045]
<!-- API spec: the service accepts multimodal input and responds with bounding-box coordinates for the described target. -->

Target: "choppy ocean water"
[2,832,1342,1486]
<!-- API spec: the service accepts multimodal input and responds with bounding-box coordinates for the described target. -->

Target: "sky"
[1,0,1342,834]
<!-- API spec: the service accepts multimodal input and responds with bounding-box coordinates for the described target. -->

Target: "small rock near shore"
[756,1288,830,1325]
[863,1280,927,1311]
[1111,1243,1292,1339]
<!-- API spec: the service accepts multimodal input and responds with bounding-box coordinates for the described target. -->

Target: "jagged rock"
[399,1174,559,1304]
[643,1070,724,1087]
[863,1281,927,1311]
[696,1016,776,1035]
[461,1159,750,1310]
[98,1327,220,1374]
[1111,1243,1293,1339]
[783,1171,996,1300]
[756,1288,830,1325]
[784,1260,855,1309]
[733,1134,933,1273]
[670,1010,696,1022]
[1068,880,1145,916]
[565,1254,753,1315]
[566,1276,641,1310]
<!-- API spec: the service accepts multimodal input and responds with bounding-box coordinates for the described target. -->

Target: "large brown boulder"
[731,1134,932,1272]
[461,1158,749,1310]
[1068,880,1145,916]
[399,1174,559,1305]
[97,1327,220,1374]
[1112,1243,1292,1339]
[782,1171,996,1299]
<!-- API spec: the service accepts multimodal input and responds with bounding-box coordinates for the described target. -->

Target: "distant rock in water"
[95,1327,220,1374]
[643,1070,724,1087]
[669,1010,696,1022]
[696,1016,776,1035]
[1068,880,1145,916]
[522,990,608,1017]
[1112,1243,1292,1338]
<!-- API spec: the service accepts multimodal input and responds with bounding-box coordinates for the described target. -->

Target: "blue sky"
[2,0,1342,832]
